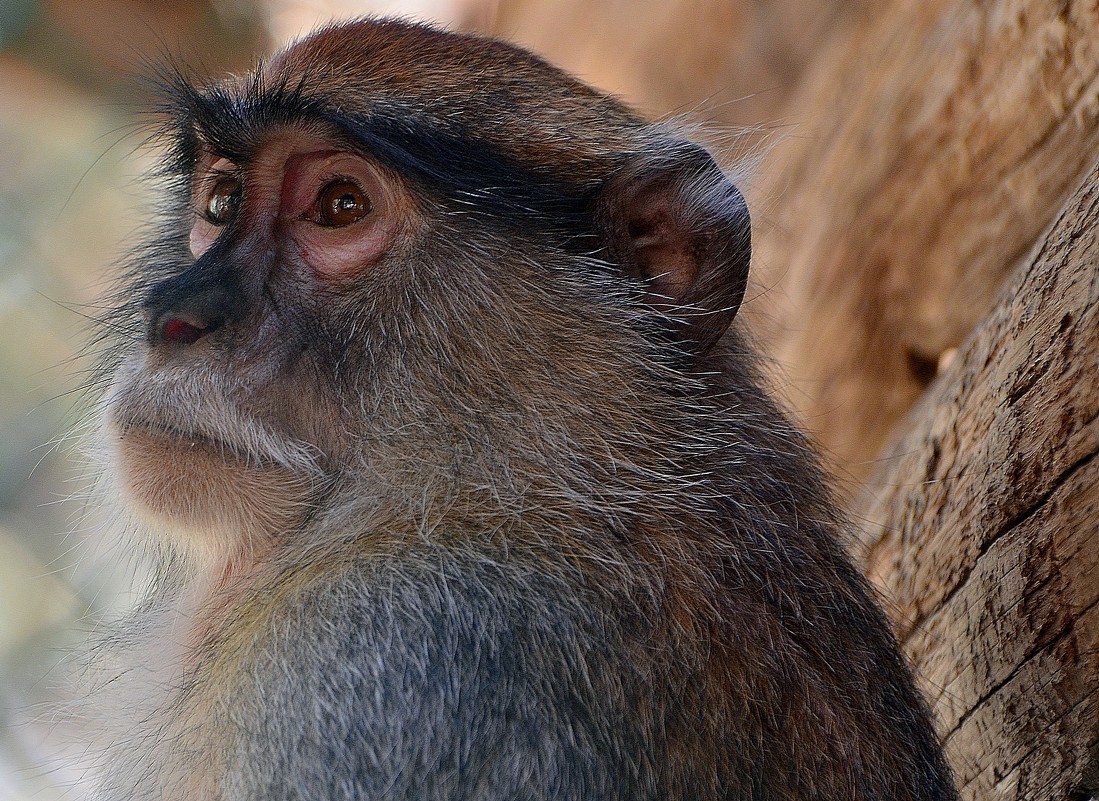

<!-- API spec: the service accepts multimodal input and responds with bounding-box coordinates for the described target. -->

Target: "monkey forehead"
[259,18,646,177]
[161,19,686,230]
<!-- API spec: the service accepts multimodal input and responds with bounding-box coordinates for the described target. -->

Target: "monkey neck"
[309,397,713,556]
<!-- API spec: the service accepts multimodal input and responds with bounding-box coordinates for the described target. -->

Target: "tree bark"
[751,0,1099,480]
[859,159,1099,801]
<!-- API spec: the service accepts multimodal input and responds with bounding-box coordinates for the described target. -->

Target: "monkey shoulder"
[208,545,687,801]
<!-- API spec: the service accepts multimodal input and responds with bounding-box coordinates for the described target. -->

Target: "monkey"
[81,16,957,801]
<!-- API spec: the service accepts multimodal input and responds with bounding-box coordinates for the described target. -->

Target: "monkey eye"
[205,176,242,225]
[316,179,371,227]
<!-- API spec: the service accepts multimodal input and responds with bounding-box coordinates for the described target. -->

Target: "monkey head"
[101,19,751,571]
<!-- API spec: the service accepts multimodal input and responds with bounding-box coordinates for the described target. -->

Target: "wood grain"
[860,160,1099,800]
[751,0,1099,479]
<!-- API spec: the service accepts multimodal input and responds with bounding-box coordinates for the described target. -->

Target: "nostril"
[142,271,240,346]
[162,317,212,345]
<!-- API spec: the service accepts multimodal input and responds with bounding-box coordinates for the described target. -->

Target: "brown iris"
[317,180,371,227]
[205,176,241,225]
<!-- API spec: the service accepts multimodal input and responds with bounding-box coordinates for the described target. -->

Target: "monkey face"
[101,20,751,565]
[104,129,427,559]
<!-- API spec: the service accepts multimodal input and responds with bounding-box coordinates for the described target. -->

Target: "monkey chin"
[105,418,312,572]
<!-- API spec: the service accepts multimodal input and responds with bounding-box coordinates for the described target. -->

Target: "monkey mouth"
[113,417,245,463]
[107,412,315,544]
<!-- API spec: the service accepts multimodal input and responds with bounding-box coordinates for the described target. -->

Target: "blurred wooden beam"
[486,0,856,127]
[751,0,1099,479]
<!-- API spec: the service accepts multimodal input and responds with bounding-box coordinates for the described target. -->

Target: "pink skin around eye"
[189,217,219,259]
[279,151,402,279]
[188,149,403,278]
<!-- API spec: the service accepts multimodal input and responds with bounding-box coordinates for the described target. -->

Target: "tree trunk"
[751,0,1099,480]
[859,160,1099,800]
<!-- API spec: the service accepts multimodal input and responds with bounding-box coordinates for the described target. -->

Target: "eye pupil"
[319,180,370,227]
[206,177,241,225]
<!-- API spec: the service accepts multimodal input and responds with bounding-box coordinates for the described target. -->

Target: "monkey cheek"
[108,423,311,563]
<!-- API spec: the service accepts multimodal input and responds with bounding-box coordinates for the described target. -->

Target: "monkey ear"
[599,142,751,355]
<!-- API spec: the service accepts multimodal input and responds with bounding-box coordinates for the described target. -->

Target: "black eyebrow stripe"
[162,72,322,165]
[167,76,609,237]
[322,107,604,227]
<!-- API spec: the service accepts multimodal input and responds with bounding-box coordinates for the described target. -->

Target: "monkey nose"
[160,315,212,345]
[144,301,227,347]
[143,274,243,347]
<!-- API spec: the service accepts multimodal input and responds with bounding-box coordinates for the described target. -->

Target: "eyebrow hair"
[327,109,603,222]
[160,73,609,240]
